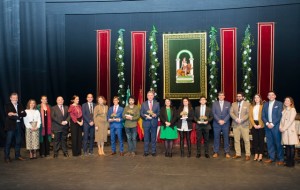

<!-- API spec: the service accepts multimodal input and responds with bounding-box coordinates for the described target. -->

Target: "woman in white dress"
[279,97,299,167]
[23,99,41,159]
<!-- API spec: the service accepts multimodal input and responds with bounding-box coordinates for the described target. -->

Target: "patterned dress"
[23,109,41,150]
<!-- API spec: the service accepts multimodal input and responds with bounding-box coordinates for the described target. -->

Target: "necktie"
[149,101,153,111]
[238,102,241,119]
[60,105,64,116]
[113,106,117,114]
[89,103,93,114]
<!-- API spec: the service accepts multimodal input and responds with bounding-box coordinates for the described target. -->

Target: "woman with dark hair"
[122,95,140,156]
[249,94,265,161]
[177,97,194,157]
[37,95,52,158]
[68,95,83,156]
[159,98,178,157]
[279,97,299,167]
[23,99,41,159]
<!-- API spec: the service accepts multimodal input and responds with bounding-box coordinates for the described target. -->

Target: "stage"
[0,142,299,190]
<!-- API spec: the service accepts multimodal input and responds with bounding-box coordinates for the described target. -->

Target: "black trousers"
[53,129,68,154]
[39,135,50,156]
[196,127,210,154]
[285,145,295,167]
[179,131,191,152]
[251,127,265,154]
[70,120,82,156]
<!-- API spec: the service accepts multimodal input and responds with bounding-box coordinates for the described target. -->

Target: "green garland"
[207,27,219,104]
[241,25,254,101]
[115,29,126,106]
[148,25,160,99]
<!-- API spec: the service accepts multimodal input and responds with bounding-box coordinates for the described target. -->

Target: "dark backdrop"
[1,0,300,146]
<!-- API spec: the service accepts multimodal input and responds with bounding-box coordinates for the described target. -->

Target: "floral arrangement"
[207,27,219,105]
[110,113,117,119]
[241,25,254,102]
[115,29,126,106]
[149,26,160,98]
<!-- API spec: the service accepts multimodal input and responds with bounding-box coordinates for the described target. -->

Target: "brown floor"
[0,142,299,190]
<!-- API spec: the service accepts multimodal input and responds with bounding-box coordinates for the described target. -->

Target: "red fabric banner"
[96,30,111,103]
[257,22,275,100]
[131,31,146,100]
[220,28,237,103]
[137,89,144,140]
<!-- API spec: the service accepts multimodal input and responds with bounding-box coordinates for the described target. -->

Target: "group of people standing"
[3,90,299,167]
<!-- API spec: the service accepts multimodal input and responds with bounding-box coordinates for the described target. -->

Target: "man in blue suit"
[140,91,160,156]
[107,96,124,156]
[262,91,284,165]
[212,92,231,158]
[82,94,96,156]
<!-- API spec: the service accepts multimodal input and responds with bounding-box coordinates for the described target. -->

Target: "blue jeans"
[83,123,95,153]
[125,127,137,152]
[4,122,22,159]
[265,126,284,161]
[110,127,123,152]
[143,125,157,154]
[213,123,230,154]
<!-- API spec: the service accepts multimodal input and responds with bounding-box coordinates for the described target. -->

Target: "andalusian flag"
[137,89,144,140]
[125,86,130,106]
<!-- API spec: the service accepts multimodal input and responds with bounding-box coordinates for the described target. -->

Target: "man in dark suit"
[194,96,213,158]
[4,93,27,163]
[51,96,70,158]
[82,93,96,156]
[140,91,160,156]
[107,96,124,156]
[212,92,231,158]
[262,91,284,165]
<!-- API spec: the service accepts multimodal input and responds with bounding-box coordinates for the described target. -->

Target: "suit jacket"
[194,105,213,130]
[107,105,124,129]
[212,100,231,127]
[280,108,299,145]
[230,101,250,128]
[4,102,27,131]
[51,105,70,132]
[140,100,160,127]
[82,102,96,125]
[249,104,264,129]
[262,100,283,128]
[177,106,194,130]
[159,106,178,129]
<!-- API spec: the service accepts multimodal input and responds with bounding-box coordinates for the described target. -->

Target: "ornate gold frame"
[163,32,207,99]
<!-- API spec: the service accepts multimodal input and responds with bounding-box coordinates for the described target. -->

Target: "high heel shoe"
[253,154,258,161]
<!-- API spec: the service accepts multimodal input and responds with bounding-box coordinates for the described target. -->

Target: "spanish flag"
[137,89,144,140]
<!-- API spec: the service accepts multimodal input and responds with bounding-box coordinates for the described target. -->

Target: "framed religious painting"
[163,32,207,99]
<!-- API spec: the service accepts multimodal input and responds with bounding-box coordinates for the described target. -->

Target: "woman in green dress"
[160,98,178,157]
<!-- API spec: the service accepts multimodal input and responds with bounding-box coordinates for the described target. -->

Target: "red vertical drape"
[257,22,275,100]
[131,31,146,100]
[220,28,237,103]
[97,30,111,103]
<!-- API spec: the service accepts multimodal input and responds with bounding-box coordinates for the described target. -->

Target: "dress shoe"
[120,152,124,156]
[143,153,149,157]
[53,154,58,158]
[205,154,210,158]
[17,157,26,161]
[165,152,168,157]
[169,153,172,158]
[245,156,250,161]
[276,161,285,166]
[264,159,273,164]
[225,153,231,159]
[212,153,218,158]
[196,154,201,158]
[232,155,241,159]
[4,158,11,163]
[187,152,191,158]
[110,152,116,155]
[151,153,157,157]
[63,153,69,157]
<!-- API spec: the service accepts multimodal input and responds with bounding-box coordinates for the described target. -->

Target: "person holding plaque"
[23,99,41,159]
[194,96,213,158]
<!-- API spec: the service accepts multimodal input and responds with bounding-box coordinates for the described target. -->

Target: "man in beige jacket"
[230,92,251,161]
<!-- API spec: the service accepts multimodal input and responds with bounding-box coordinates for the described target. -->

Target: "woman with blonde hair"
[23,99,41,159]
[279,97,299,167]
[93,96,109,156]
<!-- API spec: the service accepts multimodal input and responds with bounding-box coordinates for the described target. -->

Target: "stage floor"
[0,142,299,190]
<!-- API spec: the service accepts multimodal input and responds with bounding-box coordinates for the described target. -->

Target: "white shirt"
[89,103,93,113]
[253,104,260,121]
[23,109,41,129]
[268,101,275,122]
[219,101,224,111]
[177,106,191,131]
[200,105,206,116]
